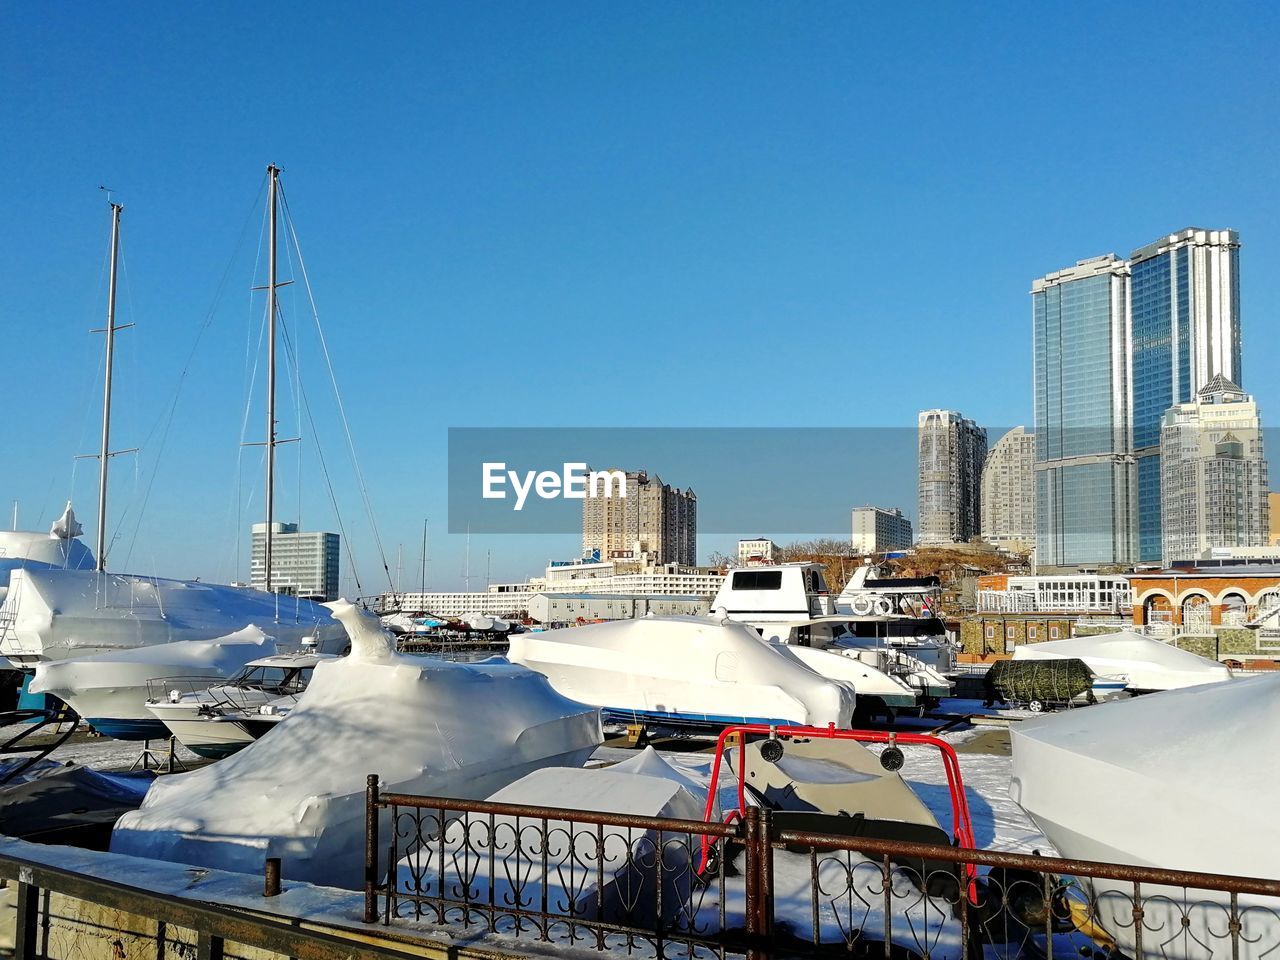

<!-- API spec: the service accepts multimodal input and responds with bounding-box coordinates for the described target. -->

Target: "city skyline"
[4,5,1280,589]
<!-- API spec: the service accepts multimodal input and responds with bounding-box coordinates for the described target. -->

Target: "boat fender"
[760,739,784,763]
[879,746,904,771]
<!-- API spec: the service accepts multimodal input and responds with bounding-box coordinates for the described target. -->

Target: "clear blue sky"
[3,3,1278,592]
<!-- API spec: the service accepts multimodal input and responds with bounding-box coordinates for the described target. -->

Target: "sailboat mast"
[95,202,123,572]
[264,164,280,593]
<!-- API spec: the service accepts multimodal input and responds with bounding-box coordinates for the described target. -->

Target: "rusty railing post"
[13,879,39,960]
[743,805,772,960]
[263,857,281,897]
[364,773,380,923]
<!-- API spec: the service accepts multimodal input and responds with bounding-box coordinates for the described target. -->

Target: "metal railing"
[0,845,427,960]
[366,778,1280,960]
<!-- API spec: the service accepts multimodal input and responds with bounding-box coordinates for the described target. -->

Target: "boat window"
[732,570,782,591]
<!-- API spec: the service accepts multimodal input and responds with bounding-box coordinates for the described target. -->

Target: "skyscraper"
[980,426,1036,550]
[1160,375,1267,562]
[582,470,697,565]
[1130,228,1242,561]
[1032,254,1136,567]
[917,410,986,545]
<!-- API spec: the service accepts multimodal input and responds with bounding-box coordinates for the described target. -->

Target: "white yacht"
[711,562,954,717]
[833,561,959,674]
[146,650,335,758]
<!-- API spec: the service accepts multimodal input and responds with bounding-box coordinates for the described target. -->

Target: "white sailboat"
[0,503,94,604]
[0,175,344,671]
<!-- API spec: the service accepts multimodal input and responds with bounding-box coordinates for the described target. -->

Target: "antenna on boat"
[83,199,137,572]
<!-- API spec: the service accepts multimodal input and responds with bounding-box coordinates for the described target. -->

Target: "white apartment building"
[981,426,1036,550]
[249,522,340,601]
[850,507,913,553]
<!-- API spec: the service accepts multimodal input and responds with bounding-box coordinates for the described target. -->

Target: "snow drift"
[110,600,603,888]
[1011,630,1232,692]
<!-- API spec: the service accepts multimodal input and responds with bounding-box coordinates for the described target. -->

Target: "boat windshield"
[225,665,314,695]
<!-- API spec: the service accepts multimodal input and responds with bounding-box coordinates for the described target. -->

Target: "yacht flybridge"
[710,562,956,717]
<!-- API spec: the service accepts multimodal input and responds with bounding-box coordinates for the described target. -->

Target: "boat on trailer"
[506,614,857,730]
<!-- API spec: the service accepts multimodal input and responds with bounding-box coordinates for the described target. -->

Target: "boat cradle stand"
[128,737,187,774]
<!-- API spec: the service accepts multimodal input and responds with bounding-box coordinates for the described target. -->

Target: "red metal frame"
[699,722,977,882]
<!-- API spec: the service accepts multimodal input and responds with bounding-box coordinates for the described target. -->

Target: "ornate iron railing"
[366,775,1280,960]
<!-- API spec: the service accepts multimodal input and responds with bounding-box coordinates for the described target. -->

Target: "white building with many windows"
[249,522,340,601]
[737,538,777,565]
[850,507,913,553]
[981,427,1035,550]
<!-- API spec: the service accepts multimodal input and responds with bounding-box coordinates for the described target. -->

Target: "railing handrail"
[376,791,739,838]
[770,829,1280,898]
[372,785,1280,898]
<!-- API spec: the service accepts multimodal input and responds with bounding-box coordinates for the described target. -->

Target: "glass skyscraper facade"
[1032,254,1135,567]
[1129,229,1241,561]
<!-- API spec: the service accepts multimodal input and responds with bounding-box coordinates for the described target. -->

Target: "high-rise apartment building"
[249,522,340,600]
[1130,228,1241,561]
[851,506,913,553]
[1032,254,1136,567]
[981,426,1036,550]
[582,470,697,566]
[1160,376,1268,563]
[917,410,986,545]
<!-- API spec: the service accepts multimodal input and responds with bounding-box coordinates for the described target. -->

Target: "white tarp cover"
[1011,630,1232,691]
[396,762,703,927]
[110,600,603,889]
[28,626,279,722]
[507,615,856,728]
[0,568,344,662]
[0,504,95,601]
[1010,674,1280,960]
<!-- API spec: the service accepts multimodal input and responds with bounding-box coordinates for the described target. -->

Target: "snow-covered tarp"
[111,600,603,888]
[28,626,280,730]
[0,567,344,662]
[397,761,704,928]
[0,503,94,602]
[507,615,856,728]
[1011,629,1232,691]
[1010,673,1280,960]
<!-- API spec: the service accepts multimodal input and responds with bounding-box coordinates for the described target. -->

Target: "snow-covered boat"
[110,599,603,888]
[145,650,335,758]
[0,567,345,666]
[506,614,856,730]
[1009,674,1280,960]
[1011,630,1232,694]
[28,626,283,739]
[0,504,94,605]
